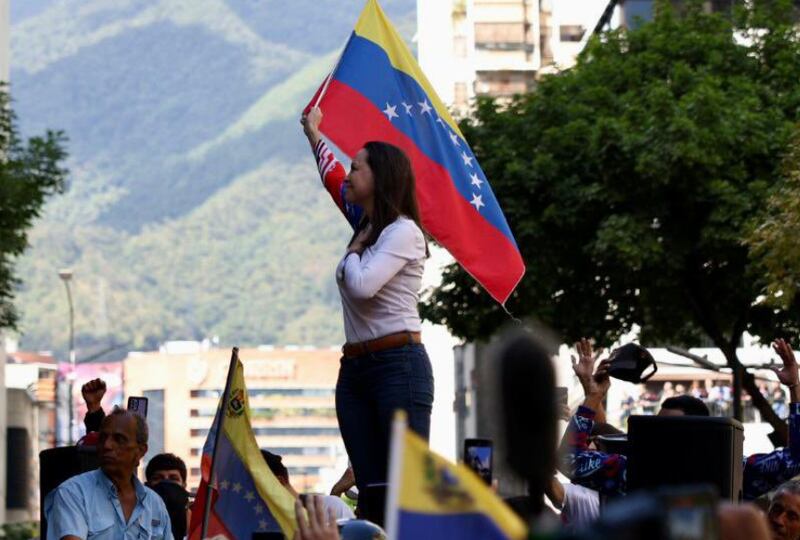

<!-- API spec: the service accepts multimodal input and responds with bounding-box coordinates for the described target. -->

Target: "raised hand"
[293,495,339,540]
[300,106,323,144]
[772,339,799,402]
[347,224,372,256]
[81,378,106,413]
[572,338,609,398]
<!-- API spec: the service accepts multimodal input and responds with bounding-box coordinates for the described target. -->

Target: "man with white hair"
[46,408,173,540]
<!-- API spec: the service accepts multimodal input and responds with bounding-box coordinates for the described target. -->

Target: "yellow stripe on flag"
[397,427,527,539]
[353,0,464,138]
[222,360,298,538]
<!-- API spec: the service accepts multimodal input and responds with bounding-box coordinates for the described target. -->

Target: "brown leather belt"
[342,331,422,359]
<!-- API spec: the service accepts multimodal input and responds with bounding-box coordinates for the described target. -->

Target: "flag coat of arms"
[385,413,528,540]
[308,0,525,304]
[188,359,297,540]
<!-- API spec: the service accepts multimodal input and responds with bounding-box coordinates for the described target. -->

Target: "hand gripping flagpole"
[200,347,240,540]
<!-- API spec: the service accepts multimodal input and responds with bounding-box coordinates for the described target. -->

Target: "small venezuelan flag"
[188,356,297,540]
[384,412,528,540]
[308,0,525,305]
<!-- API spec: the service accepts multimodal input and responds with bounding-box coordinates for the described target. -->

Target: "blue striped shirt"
[45,469,173,540]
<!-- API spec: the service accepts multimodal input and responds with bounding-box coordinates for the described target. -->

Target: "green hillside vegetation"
[10,0,416,356]
[16,159,351,351]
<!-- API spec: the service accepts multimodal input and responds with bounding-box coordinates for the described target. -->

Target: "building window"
[475,70,534,97]
[190,408,218,417]
[191,429,209,437]
[287,467,322,476]
[191,388,335,399]
[559,25,585,42]
[190,448,201,457]
[7,428,30,509]
[261,447,332,456]
[252,427,340,436]
[474,22,531,51]
[190,390,221,399]
[191,467,201,477]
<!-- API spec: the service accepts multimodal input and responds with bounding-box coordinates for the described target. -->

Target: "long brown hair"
[350,141,429,256]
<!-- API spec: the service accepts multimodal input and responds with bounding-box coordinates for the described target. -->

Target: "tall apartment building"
[123,345,346,493]
[417,0,612,113]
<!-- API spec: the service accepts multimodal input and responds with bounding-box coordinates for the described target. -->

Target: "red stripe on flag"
[319,80,524,304]
[188,480,235,540]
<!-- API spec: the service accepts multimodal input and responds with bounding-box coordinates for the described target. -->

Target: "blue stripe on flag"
[212,433,282,537]
[397,510,513,540]
[333,33,516,245]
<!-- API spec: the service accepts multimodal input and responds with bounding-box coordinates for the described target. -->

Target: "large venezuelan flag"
[308,0,525,305]
[188,357,297,540]
[385,413,528,540]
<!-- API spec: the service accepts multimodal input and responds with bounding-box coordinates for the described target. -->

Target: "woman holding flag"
[301,106,434,520]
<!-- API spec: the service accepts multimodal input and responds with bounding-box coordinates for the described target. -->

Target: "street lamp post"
[58,268,76,445]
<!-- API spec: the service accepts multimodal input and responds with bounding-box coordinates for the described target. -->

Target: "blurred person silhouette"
[261,449,354,521]
[494,328,559,526]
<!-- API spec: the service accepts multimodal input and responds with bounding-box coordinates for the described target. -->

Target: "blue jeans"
[336,343,434,509]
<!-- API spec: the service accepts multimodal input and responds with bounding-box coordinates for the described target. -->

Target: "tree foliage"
[422,0,800,438]
[423,0,800,351]
[0,85,67,329]
[747,126,800,310]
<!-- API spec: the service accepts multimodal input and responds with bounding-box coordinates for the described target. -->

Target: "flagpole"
[200,346,240,540]
[384,410,407,540]
[312,34,351,109]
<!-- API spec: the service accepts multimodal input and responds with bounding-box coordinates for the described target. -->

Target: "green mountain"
[10,0,417,356]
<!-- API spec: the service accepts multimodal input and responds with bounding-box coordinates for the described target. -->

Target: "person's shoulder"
[51,469,101,506]
[142,484,170,512]
[322,495,355,519]
[564,482,600,502]
[60,469,102,492]
[379,217,424,246]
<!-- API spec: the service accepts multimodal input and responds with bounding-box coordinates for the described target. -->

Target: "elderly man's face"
[769,492,800,540]
[98,413,147,479]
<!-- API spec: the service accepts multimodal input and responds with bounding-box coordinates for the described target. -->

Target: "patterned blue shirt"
[564,403,800,500]
[45,469,173,540]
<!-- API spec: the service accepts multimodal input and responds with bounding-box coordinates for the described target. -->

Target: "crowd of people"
[42,337,800,540]
[41,112,800,540]
[619,378,795,425]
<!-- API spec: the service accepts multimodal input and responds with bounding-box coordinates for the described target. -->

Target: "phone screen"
[463,438,493,485]
[127,396,149,418]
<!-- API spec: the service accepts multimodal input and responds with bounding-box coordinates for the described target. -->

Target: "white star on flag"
[254,505,263,515]
[418,100,432,114]
[232,482,242,493]
[219,480,230,490]
[470,173,483,188]
[244,490,255,501]
[258,520,268,530]
[383,103,398,121]
[449,131,460,146]
[435,117,445,125]
[470,193,485,211]
[461,151,473,167]
[402,102,413,115]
